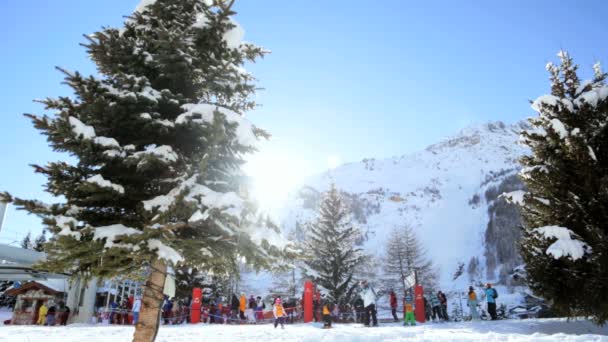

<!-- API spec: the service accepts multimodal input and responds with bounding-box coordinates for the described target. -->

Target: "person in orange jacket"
[239,293,247,321]
[273,297,286,329]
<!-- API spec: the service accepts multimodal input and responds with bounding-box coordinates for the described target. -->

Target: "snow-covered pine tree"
[301,184,365,305]
[174,266,229,299]
[33,230,46,252]
[512,50,608,323]
[0,1,293,341]
[20,232,33,250]
[383,225,438,294]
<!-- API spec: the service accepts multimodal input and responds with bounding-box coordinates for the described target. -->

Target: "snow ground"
[1,318,607,342]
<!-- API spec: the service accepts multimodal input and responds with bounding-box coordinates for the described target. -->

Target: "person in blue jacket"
[485,283,498,320]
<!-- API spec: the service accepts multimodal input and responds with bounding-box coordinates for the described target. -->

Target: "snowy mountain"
[279,120,531,291]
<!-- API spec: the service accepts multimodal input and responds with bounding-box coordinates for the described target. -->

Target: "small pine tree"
[453,262,465,281]
[20,232,33,250]
[515,51,608,323]
[33,231,46,252]
[383,225,438,294]
[301,184,365,305]
[0,1,294,340]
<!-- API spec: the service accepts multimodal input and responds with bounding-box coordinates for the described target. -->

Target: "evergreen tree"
[0,1,293,340]
[33,231,46,252]
[20,232,33,250]
[383,225,438,294]
[301,184,365,305]
[514,51,608,323]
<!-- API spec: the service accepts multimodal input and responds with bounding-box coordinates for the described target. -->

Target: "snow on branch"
[143,174,245,220]
[85,175,125,194]
[534,226,592,261]
[53,215,81,238]
[69,116,122,150]
[69,116,96,139]
[176,103,258,147]
[148,239,184,264]
[92,224,142,248]
[501,190,527,206]
[131,144,179,164]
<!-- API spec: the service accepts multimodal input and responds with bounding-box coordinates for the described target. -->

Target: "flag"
[403,271,416,289]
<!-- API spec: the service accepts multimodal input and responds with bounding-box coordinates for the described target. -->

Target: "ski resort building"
[0,243,174,324]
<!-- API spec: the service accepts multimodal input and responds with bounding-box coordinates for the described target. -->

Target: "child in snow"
[322,297,332,328]
[403,290,416,326]
[468,286,480,320]
[273,298,287,329]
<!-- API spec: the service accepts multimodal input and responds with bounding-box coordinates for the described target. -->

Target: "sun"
[243,144,313,212]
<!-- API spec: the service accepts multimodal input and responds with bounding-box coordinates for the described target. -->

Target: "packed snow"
[1,319,607,341]
[534,226,591,261]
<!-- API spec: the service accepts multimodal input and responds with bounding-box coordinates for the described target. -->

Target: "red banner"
[190,287,202,323]
[414,285,425,323]
[303,281,313,323]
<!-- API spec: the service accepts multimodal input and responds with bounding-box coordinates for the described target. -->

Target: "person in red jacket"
[389,289,398,322]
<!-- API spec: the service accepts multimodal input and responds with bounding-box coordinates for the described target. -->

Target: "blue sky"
[1,0,607,244]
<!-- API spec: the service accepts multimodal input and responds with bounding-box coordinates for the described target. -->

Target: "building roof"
[5,281,64,296]
[0,244,68,281]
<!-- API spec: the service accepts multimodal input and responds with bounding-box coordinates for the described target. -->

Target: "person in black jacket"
[231,294,240,322]
[438,291,449,321]
[353,296,365,323]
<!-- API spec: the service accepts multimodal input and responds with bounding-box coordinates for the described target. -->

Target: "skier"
[423,296,432,321]
[132,296,141,325]
[321,295,332,329]
[239,293,247,321]
[429,292,442,321]
[485,283,498,320]
[273,297,287,329]
[249,295,256,310]
[46,303,57,326]
[468,286,480,321]
[37,302,48,325]
[403,289,416,326]
[353,296,365,323]
[360,280,378,327]
[231,294,240,321]
[255,296,265,322]
[438,291,449,321]
[389,289,399,322]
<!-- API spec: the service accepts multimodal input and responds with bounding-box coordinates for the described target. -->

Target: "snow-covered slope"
[280,121,530,289]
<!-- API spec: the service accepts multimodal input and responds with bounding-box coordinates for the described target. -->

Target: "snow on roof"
[86,174,125,194]
[534,226,591,261]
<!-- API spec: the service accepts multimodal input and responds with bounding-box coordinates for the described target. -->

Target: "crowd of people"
[36,301,70,326]
[30,282,500,328]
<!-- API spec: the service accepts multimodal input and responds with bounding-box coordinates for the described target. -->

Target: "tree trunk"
[133,258,167,342]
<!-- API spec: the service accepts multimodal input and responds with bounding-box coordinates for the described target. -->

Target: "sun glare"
[243,145,313,213]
